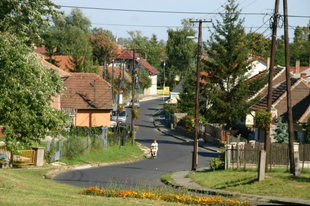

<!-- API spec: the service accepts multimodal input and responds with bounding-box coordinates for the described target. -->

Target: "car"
[111,110,127,124]
[129,99,140,108]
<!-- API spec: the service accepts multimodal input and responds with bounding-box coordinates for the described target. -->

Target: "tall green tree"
[246,32,270,59]
[202,0,266,128]
[166,19,196,77]
[0,33,70,151]
[0,0,61,45]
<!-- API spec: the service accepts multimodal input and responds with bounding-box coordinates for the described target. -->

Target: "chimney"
[301,73,307,80]
[295,60,300,74]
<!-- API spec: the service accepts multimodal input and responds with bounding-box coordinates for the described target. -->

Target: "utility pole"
[163,60,166,101]
[266,0,280,172]
[283,0,295,175]
[131,50,136,145]
[112,60,115,103]
[190,19,211,171]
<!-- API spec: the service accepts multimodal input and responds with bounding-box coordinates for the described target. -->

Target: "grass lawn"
[0,168,186,206]
[0,141,186,206]
[187,169,310,200]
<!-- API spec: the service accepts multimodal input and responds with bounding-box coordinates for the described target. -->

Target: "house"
[167,80,184,104]
[61,73,113,127]
[37,55,71,110]
[115,50,160,95]
[245,56,268,79]
[249,74,310,142]
[99,65,132,100]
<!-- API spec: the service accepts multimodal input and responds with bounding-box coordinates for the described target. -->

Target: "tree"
[43,9,93,72]
[305,116,310,144]
[0,0,61,45]
[246,32,270,59]
[146,34,164,69]
[0,33,70,152]
[202,0,266,128]
[166,19,196,77]
[89,28,118,66]
[273,116,289,144]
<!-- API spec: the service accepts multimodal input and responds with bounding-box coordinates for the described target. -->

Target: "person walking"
[150,140,158,158]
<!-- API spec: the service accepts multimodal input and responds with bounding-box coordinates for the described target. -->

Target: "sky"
[51,0,310,42]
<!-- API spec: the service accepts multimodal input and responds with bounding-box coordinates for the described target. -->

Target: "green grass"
[186,169,310,200]
[60,142,145,165]
[0,168,186,206]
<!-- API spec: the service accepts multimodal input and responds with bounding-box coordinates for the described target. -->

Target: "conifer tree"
[202,0,266,128]
[273,116,289,144]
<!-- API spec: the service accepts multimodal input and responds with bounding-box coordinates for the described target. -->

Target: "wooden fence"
[227,143,310,169]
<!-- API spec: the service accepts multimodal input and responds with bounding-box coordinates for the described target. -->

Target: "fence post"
[102,126,107,149]
[225,144,231,169]
[258,150,266,181]
[294,142,300,176]
[67,135,70,158]
[32,147,45,166]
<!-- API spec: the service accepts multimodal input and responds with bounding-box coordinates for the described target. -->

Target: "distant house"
[115,50,160,95]
[167,80,184,104]
[61,73,113,127]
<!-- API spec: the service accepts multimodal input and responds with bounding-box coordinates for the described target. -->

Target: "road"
[53,97,218,189]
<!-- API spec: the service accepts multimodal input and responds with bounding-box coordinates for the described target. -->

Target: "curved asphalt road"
[53,97,218,189]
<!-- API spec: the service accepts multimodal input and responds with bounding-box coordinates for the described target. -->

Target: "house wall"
[76,109,111,127]
[144,75,157,95]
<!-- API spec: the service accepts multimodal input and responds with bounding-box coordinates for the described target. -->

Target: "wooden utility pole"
[131,50,136,145]
[283,0,295,175]
[265,0,280,172]
[112,60,115,103]
[190,19,211,171]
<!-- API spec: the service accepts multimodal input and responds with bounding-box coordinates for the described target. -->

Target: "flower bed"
[79,187,252,205]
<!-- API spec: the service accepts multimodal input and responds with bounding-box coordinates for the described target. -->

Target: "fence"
[226,142,310,169]
[45,126,131,163]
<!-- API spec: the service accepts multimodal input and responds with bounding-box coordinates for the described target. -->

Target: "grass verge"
[186,169,310,200]
[0,168,187,206]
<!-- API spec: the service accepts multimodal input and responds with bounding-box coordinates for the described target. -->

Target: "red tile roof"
[36,54,71,78]
[99,66,132,83]
[45,55,74,72]
[61,73,113,110]
[138,58,159,75]
[290,66,310,74]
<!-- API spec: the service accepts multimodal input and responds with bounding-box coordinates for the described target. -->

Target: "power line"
[92,22,299,30]
[59,5,269,16]
[59,5,310,18]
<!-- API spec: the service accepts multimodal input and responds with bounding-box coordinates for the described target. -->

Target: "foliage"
[202,0,266,128]
[177,77,196,115]
[79,187,252,206]
[210,157,224,171]
[254,108,272,131]
[132,107,140,119]
[166,19,196,77]
[138,68,152,89]
[42,8,93,72]
[0,0,61,45]
[245,32,270,59]
[273,116,289,144]
[69,126,104,137]
[182,115,195,132]
[89,28,118,66]
[0,33,71,152]
[164,103,180,114]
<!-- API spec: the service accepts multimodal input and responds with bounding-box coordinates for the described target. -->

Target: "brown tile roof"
[61,73,113,110]
[251,77,299,110]
[35,46,57,54]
